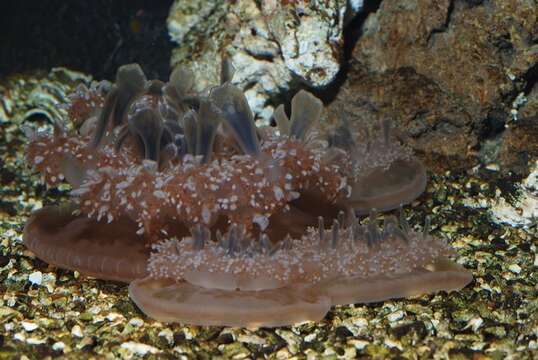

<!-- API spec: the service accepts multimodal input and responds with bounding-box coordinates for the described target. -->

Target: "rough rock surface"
[496,119,538,176]
[167,0,364,122]
[479,70,538,175]
[326,0,538,171]
[490,161,538,228]
[519,82,538,121]
[464,160,538,228]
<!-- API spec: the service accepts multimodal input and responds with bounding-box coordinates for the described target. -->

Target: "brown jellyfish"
[129,211,471,327]
[23,59,470,327]
[24,203,147,282]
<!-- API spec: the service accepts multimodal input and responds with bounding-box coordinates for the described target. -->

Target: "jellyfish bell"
[129,278,331,328]
[346,157,427,215]
[23,203,148,282]
[128,212,472,328]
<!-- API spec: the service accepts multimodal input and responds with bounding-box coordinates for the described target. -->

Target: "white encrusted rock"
[167,0,365,123]
[489,161,538,228]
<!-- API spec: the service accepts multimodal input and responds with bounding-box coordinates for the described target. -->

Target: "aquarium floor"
[1,117,537,359]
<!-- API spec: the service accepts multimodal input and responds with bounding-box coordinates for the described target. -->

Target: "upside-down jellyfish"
[23,59,470,327]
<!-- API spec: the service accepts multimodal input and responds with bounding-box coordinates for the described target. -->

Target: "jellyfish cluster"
[23,59,472,327]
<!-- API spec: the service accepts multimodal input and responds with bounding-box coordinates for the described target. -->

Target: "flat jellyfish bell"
[128,212,472,328]
[129,279,331,328]
[346,156,427,215]
[23,203,149,282]
[328,116,427,215]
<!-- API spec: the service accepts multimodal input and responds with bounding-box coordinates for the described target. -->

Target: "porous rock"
[167,0,365,122]
[326,0,538,171]
[477,82,538,175]
[497,120,538,176]
[519,83,538,122]
[489,160,538,228]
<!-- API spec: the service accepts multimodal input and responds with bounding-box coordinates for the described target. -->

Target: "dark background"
[0,0,175,81]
